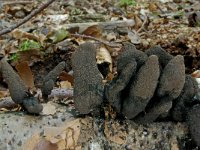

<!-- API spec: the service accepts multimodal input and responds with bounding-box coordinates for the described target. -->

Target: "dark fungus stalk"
[0,58,43,114]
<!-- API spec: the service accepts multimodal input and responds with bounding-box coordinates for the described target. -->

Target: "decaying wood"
[58,19,135,33]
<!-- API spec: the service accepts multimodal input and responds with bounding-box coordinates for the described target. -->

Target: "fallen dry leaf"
[191,70,200,78]
[44,119,81,150]
[106,32,117,41]
[59,81,72,89]
[96,46,112,72]
[0,90,9,99]
[134,15,143,30]
[59,71,74,85]
[15,61,35,89]
[11,29,45,44]
[41,102,56,115]
[22,118,81,150]
[81,25,102,38]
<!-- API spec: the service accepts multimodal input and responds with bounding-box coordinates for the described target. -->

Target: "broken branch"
[0,0,56,36]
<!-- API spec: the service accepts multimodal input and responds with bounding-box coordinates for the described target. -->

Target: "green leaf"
[19,40,41,51]
[49,28,68,43]
[8,53,18,61]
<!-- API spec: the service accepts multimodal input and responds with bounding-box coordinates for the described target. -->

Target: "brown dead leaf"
[41,102,57,115]
[15,61,34,89]
[134,15,142,30]
[191,70,200,78]
[0,90,9,98]
[16,50,42,64]
[11,29,37,41]
[59,71,74,85]
[44,119,81,150]
[81,25,102,38]
[11,29,46,44]
[23,119,81,150]
[148,3,158,12]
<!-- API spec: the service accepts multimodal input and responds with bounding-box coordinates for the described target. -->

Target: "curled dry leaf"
[96,46,112,73]
[11,29,46,44]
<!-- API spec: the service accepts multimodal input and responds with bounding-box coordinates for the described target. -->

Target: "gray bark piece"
[105,59,137,112]
[117,43,147,73]
[122,55,160,119]
[72,42,104,114]
[145,45,173,68]
[157,55,185,99]
[42,61,66,100]
[186,104,200,147]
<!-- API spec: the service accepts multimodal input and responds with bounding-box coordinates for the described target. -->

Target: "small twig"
[2,1,33,5]
[70,33,121,48]
[137,14,148,33]
[0,0,56,36]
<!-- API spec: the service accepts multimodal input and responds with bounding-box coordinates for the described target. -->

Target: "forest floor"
[0,0,200,149]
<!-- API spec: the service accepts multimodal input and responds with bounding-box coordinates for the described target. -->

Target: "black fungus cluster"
[40,42,200,146]
[105,43,200,146]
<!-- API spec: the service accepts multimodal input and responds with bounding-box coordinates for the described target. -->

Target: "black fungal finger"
[105,59,137,112]
[186,104,200,147]
[0,58,43,114]
[157,55,185,99]
[145,45,173,69]
[134,97,173,124]
[171,75,198,121]
[72,42,104,114]
[22,97,43,114]
[117,42,147,73]
[122,55,160,119]
[0,58,27,104]
[41,61,66,101]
